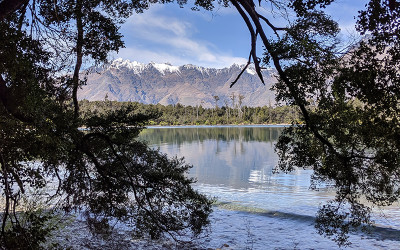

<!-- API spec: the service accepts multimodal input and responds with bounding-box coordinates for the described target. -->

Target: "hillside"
[78,58,277,108]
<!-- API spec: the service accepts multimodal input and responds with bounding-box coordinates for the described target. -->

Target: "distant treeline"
[79,100,301,125]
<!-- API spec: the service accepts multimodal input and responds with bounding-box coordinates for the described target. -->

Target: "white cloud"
[112,47,190,65]
[127,11,193,37]
[119,6,246,68]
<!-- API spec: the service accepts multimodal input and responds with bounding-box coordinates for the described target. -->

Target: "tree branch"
[231,0,264,84]
[236,0,342,157]
[0,153,10,237]
[72,0,84,120]
[80,132,179,238]
[0,0,29,21]
[231,52,251,88]
[257,13,287,38]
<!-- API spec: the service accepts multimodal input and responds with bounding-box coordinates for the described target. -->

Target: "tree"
[213,95,220,117]
[238,94,245,119]
[224,99,230,122]
[0,0,213,247]
[230,92,236,118]
[2,0,399,247]
[228,0,400,246]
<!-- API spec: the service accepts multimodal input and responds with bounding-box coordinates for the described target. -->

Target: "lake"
[139,125,400,249]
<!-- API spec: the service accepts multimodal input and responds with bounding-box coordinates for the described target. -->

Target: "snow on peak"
[182,64,211,75]
[110,58,145,74]
[149,62,180,75]
[245,65,275,75]
[246,68,257,75]
[110,58,180,75]
[109,59,273,76]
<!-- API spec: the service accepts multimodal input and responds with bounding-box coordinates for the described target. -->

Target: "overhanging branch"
[234,0,343,158]
[231,0,264,85]
[231,52,251,87]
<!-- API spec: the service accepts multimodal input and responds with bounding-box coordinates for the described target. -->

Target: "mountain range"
[78,58,277,108]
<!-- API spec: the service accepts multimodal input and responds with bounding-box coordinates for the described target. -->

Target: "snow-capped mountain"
[78,58,277,107]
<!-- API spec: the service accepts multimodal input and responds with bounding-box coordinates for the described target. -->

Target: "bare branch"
[236,0,342,158]
[231,52,251,88]
[231,0,264,84]
[252,29,264,84]
[257,13,287,38]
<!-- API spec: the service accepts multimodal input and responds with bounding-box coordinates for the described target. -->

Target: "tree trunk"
[72,0,84,120]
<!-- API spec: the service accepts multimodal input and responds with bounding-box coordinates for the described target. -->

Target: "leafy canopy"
[227,0,400,246]
[1,0,399,247]
[0,0,214,247]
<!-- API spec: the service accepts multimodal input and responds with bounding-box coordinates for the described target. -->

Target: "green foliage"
[0,189,72,249]
[0,0,213,247]
[2,211,56,249]
[315,201,371,246]
[265,0,400,246]
[288,0,334,15]
[2,0,399,247]
[79,100,302,126]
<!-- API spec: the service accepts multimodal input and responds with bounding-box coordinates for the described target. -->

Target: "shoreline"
[146,124,291,129]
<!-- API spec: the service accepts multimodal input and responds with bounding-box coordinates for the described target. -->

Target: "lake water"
[139,126,400,249]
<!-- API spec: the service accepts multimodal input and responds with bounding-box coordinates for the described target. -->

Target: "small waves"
[214,201,400,244]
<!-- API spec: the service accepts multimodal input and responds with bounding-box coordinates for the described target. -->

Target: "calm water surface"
[139,126,400,249]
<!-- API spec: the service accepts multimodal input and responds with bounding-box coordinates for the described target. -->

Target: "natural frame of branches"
[0,0,399,248]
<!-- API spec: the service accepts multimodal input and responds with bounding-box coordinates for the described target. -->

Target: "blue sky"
[115,1,367,68]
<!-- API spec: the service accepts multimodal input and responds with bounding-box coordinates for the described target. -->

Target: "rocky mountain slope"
[78,58,277,108]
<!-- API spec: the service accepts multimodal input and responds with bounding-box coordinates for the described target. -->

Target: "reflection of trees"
[140,127,332,202]
[139,126,283,146]
[139,127,283,190]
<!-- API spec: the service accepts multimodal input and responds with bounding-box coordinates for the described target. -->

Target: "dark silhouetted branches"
[231,0,400,246]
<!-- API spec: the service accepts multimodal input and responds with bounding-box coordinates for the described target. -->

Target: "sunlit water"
[139,126,400,249]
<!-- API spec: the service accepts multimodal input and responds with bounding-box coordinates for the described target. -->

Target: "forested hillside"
[80,100,301,125]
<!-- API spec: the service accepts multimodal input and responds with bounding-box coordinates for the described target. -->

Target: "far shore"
[145,124,292,128]
[79,124,294,131]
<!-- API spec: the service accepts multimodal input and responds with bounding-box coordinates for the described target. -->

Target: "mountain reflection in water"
[138,125,400,232]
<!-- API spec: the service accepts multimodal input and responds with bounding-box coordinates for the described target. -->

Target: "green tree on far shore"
[78,100,302,126]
